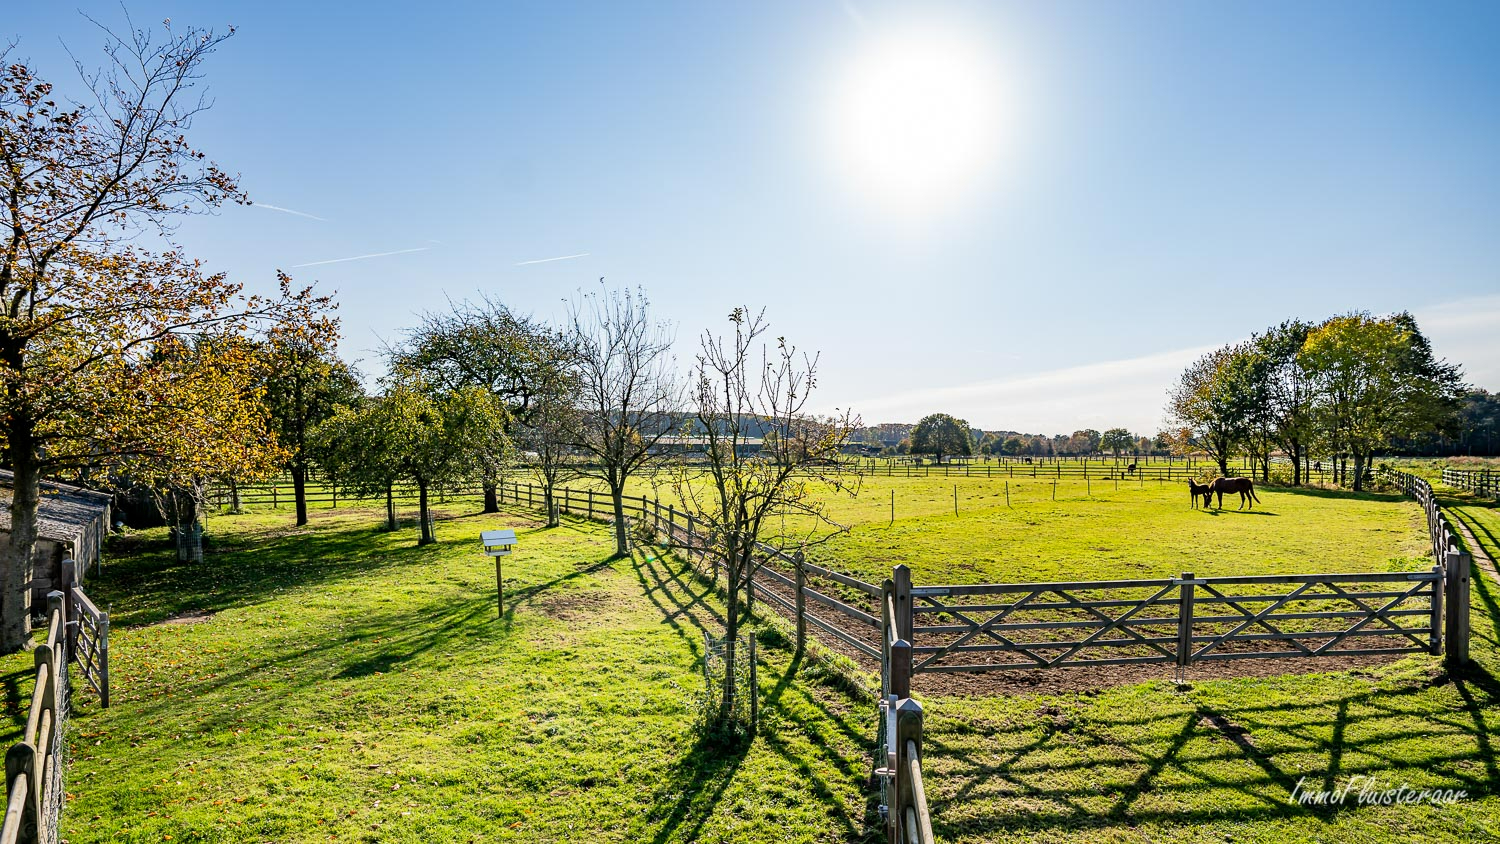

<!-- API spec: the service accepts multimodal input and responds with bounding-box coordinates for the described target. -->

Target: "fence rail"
[2,593,68,844]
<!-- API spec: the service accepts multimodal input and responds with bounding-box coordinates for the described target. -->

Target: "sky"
[8,1,1499,435]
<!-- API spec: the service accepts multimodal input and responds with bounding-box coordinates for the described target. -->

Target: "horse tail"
[1249,483,1261,503]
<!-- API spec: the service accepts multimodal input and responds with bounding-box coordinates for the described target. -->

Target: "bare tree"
[669,307,858,729]
[566,285,679,556]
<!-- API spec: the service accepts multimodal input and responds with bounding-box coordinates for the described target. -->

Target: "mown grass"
[6,504,876,843]
[912,488,1500,843]
[56,476,1500,844]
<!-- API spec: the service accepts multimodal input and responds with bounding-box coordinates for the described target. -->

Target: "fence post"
[893,698,928,844]
[890,565,913,700]
[749,637,759,730]
[1429,563,1444,656]
[1176,572,1195,677]
[1445,549,1471,670]
[793,551,807,653]
[4,742,36,843]
[61,559,78,660]
[587,488,594,520]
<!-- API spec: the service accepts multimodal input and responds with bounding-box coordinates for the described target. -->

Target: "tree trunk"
[229,477,242,513]
[482,482,499,514]
[610,487,628,556]
[417,479,434,545]
[544,486,558,528]
[0,441,40,653]
[1352,452,1366,492]
[385,483,397,531]
[291,463,309,526]
[1291,443,1302,486]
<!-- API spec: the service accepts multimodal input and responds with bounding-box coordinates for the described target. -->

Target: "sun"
[828,23,1012,213]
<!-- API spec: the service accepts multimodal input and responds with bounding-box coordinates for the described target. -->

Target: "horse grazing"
[1187,479,1213,509]
[1209,477,1262,510]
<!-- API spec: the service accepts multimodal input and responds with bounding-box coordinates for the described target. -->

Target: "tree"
[521,388,583,529]
[909,413,972,463]
[1100,428,1134,459]
[669,307,856,732]
[125,334,288,563]
[0,25,333,651]
[1166,346,1255,476]
[311,395,404,532]
[262,338,363,525]
[339,383,504,548]
[1252,320,1315,484]
[1299,313,1462,491]
[565,285,679,556]
[392,297,569,513]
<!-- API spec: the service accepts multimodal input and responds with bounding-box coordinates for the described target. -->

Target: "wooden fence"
[1385,468,1472,667]
[486,476,1469,844]
[2,593,68,844]
[1443,467,1498,499]
[0,563,110,844]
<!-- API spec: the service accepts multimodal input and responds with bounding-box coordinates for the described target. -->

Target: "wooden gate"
[904,568,1445,674]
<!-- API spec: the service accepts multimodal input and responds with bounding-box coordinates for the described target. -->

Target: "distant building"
[0,471,110,615]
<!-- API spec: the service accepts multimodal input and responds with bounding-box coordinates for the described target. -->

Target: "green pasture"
[75,473,1500,843]
[12,506,873,843]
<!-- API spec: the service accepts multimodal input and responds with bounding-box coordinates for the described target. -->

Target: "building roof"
[0,471,111,544]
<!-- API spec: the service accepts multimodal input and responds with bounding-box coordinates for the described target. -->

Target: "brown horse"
[1209,477,1261,510]
[1187,479,1213,509]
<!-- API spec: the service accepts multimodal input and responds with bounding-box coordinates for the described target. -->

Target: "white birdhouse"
[481,529,517,556]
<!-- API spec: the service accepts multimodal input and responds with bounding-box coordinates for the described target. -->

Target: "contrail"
[251,202,328,222]
[291,247,430,268]
[516,252,590,266]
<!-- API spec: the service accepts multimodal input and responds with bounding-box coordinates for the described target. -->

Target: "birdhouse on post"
[482,529,517,618]
[482,529,517,556]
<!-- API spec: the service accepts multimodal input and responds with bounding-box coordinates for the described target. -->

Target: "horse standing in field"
[1209,477,1261,510]
[1187,480,1213,509]
[1126,462,1138,475]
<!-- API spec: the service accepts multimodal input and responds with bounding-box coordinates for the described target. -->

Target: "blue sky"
[10,1,1499,434]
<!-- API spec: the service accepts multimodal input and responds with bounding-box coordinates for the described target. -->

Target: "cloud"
[290,247,430,268]
[250,202,327,222]
[515,252,590,266]
[1413,294,1500,391]
[845,343,1221,435]
[837,293,1500,434]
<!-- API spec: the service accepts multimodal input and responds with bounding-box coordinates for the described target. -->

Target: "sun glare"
[829,24,1013,214]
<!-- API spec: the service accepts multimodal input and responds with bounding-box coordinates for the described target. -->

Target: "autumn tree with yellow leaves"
[0,22,334,651]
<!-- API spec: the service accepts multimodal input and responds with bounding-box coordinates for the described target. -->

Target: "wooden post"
[1428,563,1444,656]
[893,698,928,844]
[272,486,278,509]
[890,489,895,526]
[953,484,958,517]
[749,637,759,730]
[61,559,78,659]
[587,488,594,519]
[495,556,504,618]
[1446,549,1471,670]
[893,564,913,644]
[793,551,807,653]
[1005,481,1010,507]
[1176,572,1195,677]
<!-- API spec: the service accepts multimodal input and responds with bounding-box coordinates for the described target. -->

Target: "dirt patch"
[152,610,216,627]
[530,589,618,622]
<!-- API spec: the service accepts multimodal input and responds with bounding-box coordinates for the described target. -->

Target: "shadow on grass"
[96,506,549,628]
[629,543,876,842]
[922,661,1500,839]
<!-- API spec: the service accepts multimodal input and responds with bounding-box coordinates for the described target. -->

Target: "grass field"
[55,474,1500,843]
[9,507,874,843]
